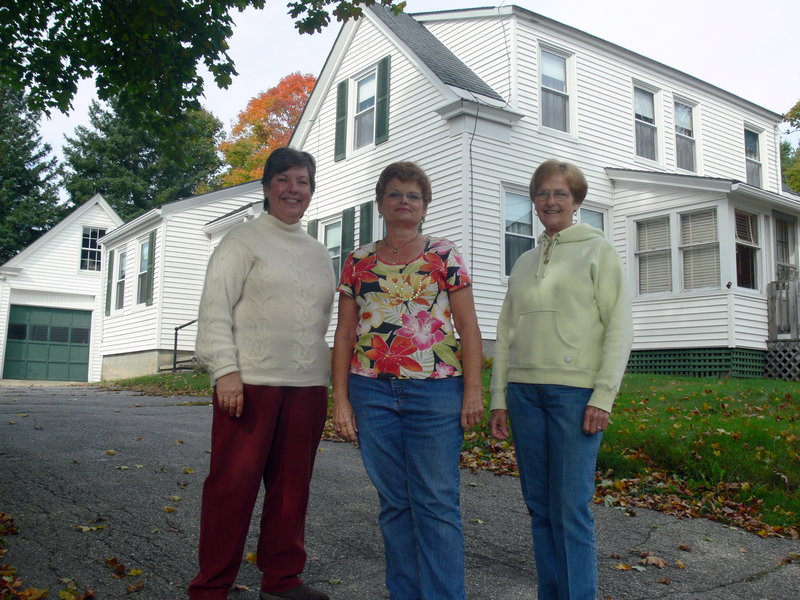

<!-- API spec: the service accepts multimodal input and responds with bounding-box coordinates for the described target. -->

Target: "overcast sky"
[39,0,800,160]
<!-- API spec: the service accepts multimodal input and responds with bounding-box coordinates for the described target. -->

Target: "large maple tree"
[219,71,316,186]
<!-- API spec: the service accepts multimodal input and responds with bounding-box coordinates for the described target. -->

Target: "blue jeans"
[348,374,466,600]
[507,383,602,600]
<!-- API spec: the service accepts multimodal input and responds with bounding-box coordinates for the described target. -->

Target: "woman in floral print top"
[339,236,471,379]
[332,162,482,600]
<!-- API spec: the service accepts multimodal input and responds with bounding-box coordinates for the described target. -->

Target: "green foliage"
[785,98,800,133]
[0,85,63,264]
[0,0,405,144]
[62,98,224,221]
[781,139,800,194]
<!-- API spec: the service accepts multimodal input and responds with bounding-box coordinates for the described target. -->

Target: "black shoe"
[260,583,330,600]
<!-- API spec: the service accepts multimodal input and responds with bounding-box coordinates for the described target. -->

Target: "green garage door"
[3,305,91,381]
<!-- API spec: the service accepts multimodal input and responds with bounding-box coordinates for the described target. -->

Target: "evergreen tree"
[0,85,63,264]
[62,99,224,221]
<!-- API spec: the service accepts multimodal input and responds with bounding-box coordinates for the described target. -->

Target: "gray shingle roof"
[368,6,504,102]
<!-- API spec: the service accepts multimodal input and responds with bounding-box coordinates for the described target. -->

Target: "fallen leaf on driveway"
[640,556,668,568]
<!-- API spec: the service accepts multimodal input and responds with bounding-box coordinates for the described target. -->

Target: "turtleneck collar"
[261,211,304,233]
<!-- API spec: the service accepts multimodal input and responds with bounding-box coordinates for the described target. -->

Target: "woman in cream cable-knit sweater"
[189,148,335,600]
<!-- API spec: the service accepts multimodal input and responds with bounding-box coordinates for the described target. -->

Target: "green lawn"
[102,369,799,537]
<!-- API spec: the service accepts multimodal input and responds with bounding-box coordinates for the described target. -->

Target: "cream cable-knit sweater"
[196,213,335,387]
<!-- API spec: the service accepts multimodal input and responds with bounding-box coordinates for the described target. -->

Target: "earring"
[420,216,425,224]
[378,212,383,219]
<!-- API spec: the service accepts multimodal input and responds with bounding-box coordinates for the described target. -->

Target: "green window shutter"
[375,56,390,145]
[105,250,115,317]
[359,202,373,245]
[334,80,348,161]
[307,218,319,239]
[145,230,156,306]
[342,207,356,257]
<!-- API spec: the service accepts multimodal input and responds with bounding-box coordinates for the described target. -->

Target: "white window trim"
[632,81,662,166]
[731,207,763,292]
[80,226,106,272]
[577,201,609,235]
[350,66,378,155]
[115,249,127,311]
[136,235,151,306]
[629,204,722,297]
[743,125,764,187]
[537,43,577,138]
[774,211,798,281]
[673,96,700,174]
[322,215,344,279]
[501,186,541,279]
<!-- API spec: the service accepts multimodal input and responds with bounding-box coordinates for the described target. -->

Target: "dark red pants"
[188,384,328,599]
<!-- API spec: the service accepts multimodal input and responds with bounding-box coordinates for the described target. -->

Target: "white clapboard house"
[292,4,800,378]
[0,195,122,381]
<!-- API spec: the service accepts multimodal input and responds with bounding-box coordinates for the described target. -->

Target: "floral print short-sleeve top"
[338,237,472,380]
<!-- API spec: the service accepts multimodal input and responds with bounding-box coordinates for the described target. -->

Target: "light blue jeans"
[348,374,466,600]
[507,383,602,600]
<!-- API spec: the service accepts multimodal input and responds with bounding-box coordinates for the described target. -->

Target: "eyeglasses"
[533,190,572,201]
[386,190,422,201]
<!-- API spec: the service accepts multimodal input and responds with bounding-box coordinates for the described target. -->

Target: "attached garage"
[3,305,92,382]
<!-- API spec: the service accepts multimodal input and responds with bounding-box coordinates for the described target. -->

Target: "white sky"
[39,0,800,161]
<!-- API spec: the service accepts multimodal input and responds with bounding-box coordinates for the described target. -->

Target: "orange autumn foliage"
[219,72,316,187]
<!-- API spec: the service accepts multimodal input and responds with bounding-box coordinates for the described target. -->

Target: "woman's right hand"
[215,371,244,418]
[332,395,358,442]
[489,409,510,440]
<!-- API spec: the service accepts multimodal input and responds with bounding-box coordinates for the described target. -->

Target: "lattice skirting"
[627,348,765,378]
[765,341,800,381]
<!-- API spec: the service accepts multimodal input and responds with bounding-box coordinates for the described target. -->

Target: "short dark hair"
[529,159,588,204]
[375,161,432,206]
[261,147,317,210]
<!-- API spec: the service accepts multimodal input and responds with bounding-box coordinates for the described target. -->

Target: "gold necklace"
[381,232,420,254]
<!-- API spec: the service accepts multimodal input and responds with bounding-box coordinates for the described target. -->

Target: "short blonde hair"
[529,159,588,204]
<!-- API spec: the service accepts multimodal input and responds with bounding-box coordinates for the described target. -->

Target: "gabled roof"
[1,194,122,270]
[368,6,503,102]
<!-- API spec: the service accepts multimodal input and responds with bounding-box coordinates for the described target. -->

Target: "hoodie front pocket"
[508,310,580,367]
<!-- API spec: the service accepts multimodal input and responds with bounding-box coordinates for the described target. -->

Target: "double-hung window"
[681,210,719,290]
[115,250,126,310]
[675,101,696,172]
[137,231,155,306]
[504,191,536,275]
[325,220,343,278]
[744,128,762,186]
[734,210,759,289]
[635,217,672,293]
[579,207,605,232]
[634,86,658,161]
[540,49,569,132]
[775,214,798,281]
[80,227,106,271]
[335,56,390,161]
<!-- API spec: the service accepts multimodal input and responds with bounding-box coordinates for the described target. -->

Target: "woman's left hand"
[460,387,484,430]
[582,405,610,435]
